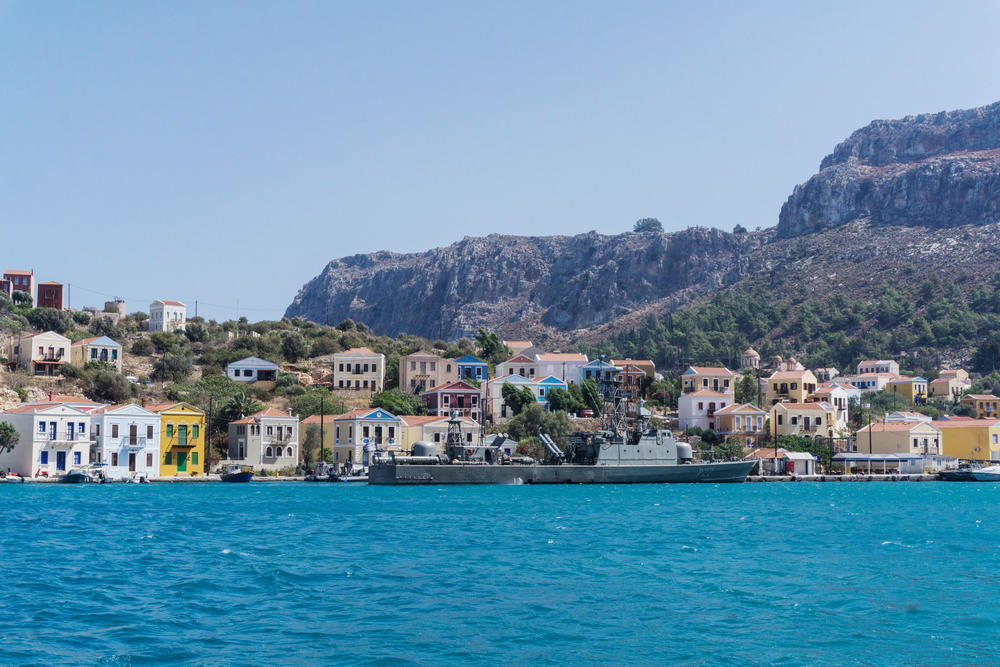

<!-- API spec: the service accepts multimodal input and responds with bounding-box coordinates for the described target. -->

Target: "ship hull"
[368,460,757,485]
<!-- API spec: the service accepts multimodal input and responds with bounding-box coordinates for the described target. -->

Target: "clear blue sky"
[3,1,1000,322]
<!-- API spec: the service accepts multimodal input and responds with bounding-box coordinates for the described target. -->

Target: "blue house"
[226,356,280,383]
[534,376,568,410]
[455,355,488,382]
[580,359,621,385]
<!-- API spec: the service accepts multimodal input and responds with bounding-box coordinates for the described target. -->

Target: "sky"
[3,1,1000,322]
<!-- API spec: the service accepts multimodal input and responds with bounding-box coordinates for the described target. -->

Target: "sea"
[2,482,999,665]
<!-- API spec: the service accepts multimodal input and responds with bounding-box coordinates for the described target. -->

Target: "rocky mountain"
[287,100,1000,348]
[285,228,766,340]
[778,101,1000,237]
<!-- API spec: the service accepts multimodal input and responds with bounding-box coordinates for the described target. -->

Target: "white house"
[91,403,161,479]
[857,359,900,376]
[533,353,589,385]
[0,403,95,477]
[678,390,732,432]
[149,300,187,332]
[495,354,538,380]
[487,374,536,420]
[9,330,72,376]
[226,356,280,383]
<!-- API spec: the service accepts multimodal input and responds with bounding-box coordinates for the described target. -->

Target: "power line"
[66,284,287,315]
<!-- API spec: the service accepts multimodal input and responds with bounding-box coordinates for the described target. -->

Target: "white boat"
[971,465,1000,481]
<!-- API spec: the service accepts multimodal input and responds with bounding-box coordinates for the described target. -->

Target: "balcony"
[118,436,148,449]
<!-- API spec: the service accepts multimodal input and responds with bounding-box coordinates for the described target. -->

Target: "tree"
[0,421,18,455]
[499,403,573,449]
[72,311,91,325]
[281,331,308,361]
[713,438,746,460]
[25,308,73,334]
[370,388,426,415]
[89,316,121,338]
[131,337,154,355]
[290,387,344,419]
[502,382,536,416]
[11,290,31,307]
[153,350,194,382]
[184,322,207,343]
[475,328,509,364]
[735,370,758,405]
[546,387,583,414]
[733,224,748,234]
[633,218,663,233]
[87,370,133,403]
[220,392,263,427]
[0,291,12,312]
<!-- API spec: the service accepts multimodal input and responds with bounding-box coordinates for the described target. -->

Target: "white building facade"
[149,300,187,332]
[91,403,161,479]
[0,403,94,477]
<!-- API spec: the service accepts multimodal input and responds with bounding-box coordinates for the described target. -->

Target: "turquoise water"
[2,482,999,665]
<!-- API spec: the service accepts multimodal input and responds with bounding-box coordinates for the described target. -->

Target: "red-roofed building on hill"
[36,281,64,310]
[333,347,386,392]
[227,408,299,471]
[681,366,741,394]
[769,401,839,438]
[2,269,34,302]
[149,299,186,332]
[420,380,483,422]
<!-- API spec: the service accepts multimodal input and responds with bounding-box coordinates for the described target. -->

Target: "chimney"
[49,390,54,402]
[141,398,146,408]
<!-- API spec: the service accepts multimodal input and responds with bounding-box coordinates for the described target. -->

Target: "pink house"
[420,381,483,422]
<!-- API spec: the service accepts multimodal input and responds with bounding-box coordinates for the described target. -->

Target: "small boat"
[305,461,338,482]
[0,473,26,484]
[220,464,254,483]
[59,468,92,484]
[939,463,983,481]
[971,465,1000,481]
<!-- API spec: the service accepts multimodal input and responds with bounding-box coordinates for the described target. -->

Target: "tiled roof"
[682,390,730,398]
[964,394,1000,400]
[769,370,811,380]
[933,418,1000,428]
[503,340,532,347]
[400,415,442,426]
[3,270,32,275]
[929,378,953,384]
[341,347,376,355]
[38,281,62,286]
[230,409,290,425]
[423,381,480,393]
[143,402,182,413]
[685,366,737,375]
[157,300,185,306]
[772,402,831,411]
[502,354,536,364]
[301,414,344,425]
[858,421,938,433]
[714,403,766,415]
[535,353,588,362]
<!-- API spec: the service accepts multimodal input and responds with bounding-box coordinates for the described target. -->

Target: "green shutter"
[192,452,198,465]
[164,452,172,464]
[193,424,199,439]
[167,424,173,437]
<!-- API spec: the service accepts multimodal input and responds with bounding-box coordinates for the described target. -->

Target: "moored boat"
[970,464,1000,481]
[220,464,254,482]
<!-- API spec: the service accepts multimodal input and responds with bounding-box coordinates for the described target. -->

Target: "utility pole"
[195,300,198,319]
[319,397,325,467]
[68,283,71,310]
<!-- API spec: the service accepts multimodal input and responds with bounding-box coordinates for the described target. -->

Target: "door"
[178,425,187,446]
[177,452,188,472]
[129,425,137,445]
[56,451,67,471]
[128,452,136,472]
[374,426,383,445]
[68,422,75,440]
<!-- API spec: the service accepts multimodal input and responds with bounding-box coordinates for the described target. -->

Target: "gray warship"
[368,362,757,485]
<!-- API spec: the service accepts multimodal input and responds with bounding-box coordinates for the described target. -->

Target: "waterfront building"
[454,355,488,383]
[764,369,819,406]
[400,352,457,394]
[0,402,95,477]
[770,401,837,438]
[857,359,900,376]
[855,421,942,456]
[226,356,280,384]
[885,377,928,404]
[420,380,483,421]
[332,347,385,392]
[71,335,123,372]
[931,417,1000,461]
[91,403,160,479]
[714,403,767,448]
[812,382,851,430]
[579,359,620,384]
[487,374,535,420]
[495,354,538,379]
[749,448,817,475]
[959,394,1000,420]
[400,414,480,452]
[534,353,589,385]
[147,402,205,476]
[681,366,740,394]
[332,408,402,467]
[300,413,337,454]
[678,391,731,432]
[9,330,71,376]
[227,408,299,471]
[149,299,187,332]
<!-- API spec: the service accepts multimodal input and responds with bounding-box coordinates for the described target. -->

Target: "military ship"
[369,361,757,485]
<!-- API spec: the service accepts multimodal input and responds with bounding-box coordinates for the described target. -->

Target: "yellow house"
[929,377,964,400]
[681,366,741,394]
[399,415,481,451]
[770,401,837,438]
[855,421,941,455]
[885,377,928,405]
[960,394,1000,420]
[932,418,1000,461]
[939,369,970,383]
[765,370,818,407]
[147,402,206,476]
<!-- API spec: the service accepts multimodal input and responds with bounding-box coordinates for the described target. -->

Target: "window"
[192,452,198,465]
[430,362,436,371]
[192,425,199,439]
[78,422,85,434]
[164,452,172,464]
[363,426,370,438]
[446,365,451,373]
[698,402,703,411]
[41,451,49,464]
[111,453,118,466]
[38,422,46,433]
[777,415,783,425]
[467,433,473,442]
[167,424,173,437]
[267,426,273,436]
[434,433,441,442]
[410,361,416,370]
[339,364,344,372]
[147,425,153,439]
[286,447,293,457]
[146,453,153,467]
[95,424,101,436]
[791,417,798,425]
[112,424,119,438]
[91,349,98,359]
[112,350,117,360]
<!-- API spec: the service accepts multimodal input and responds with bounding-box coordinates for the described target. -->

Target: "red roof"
[341,347,376,355]
[231,407,293,424]
[503,354,536,364]
[158,300,185,306]
[682,390,729,398]
[772,402,831,411]
[3,270,32,276]
[38,281,62,286]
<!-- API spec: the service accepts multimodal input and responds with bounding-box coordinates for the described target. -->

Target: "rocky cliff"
[285,228,765,339]
[778,101,1000,237]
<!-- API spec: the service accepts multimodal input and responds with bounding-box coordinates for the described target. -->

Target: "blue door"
[49,422,57,440]
[56,451,66,471]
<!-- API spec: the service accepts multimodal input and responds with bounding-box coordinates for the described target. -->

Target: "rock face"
[285,229,765,339]
[778,101,1000,237]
